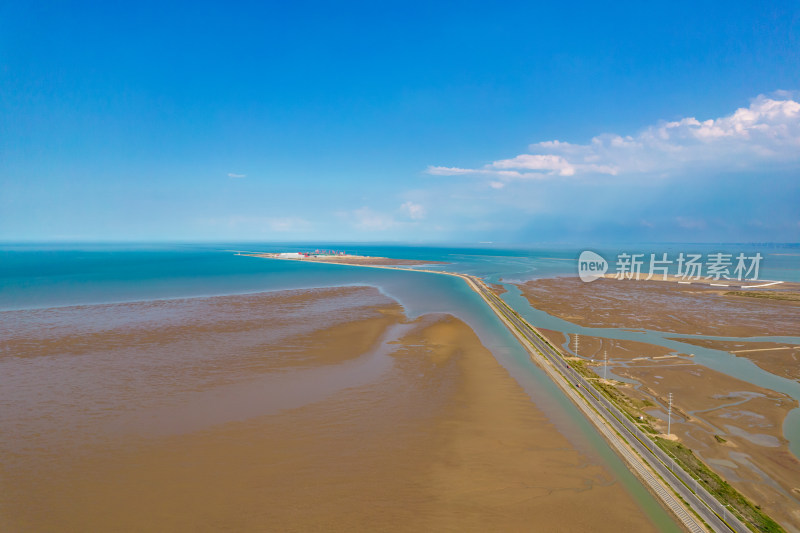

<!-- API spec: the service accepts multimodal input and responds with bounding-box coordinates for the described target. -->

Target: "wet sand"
[487,281,508,296]
[0,286,658,531]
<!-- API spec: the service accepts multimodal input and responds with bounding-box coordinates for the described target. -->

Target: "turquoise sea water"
[3,241,799,530]
[2,242,798,311]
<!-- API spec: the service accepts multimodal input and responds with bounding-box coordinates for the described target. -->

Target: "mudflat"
[519,276,800,382]
[677,339,800,383]
[611,355,800,529]
[0,286,658,531]
[518,276,800,337]
[524,277,800,529]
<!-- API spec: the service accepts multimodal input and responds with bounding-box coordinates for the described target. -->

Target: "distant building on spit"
[277,250,347,259]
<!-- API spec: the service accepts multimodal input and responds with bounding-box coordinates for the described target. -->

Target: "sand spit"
[239,251,445,267]
[0,286,657,531]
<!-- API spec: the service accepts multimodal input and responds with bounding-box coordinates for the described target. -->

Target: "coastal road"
[461,274,749,533]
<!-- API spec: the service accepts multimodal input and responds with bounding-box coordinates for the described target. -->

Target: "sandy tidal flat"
[0,286,658,531]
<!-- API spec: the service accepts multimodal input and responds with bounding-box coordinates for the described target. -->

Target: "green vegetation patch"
[565,359,661,432]
[725,291,800,302]
[547,323,783,531]
[567,358,590,375]
[655,437,783,533]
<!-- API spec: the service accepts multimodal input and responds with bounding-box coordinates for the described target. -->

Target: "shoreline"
[236,251,446,267]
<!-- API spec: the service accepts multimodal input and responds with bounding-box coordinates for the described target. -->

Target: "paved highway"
[463,274,750,533]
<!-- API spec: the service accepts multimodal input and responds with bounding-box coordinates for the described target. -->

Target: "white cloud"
[227,173,246,178]
[426,165,550,179]
[425,166,475,176]
[491,154,576,176]
[427,93,800,180]
[400,201,426,220]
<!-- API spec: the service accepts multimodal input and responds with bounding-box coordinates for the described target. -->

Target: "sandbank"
[239,251,445,267]
[0,286,659,531]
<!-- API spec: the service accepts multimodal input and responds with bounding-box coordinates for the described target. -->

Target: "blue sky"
[2,1,799,243]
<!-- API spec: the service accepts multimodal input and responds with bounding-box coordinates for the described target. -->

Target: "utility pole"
[668,392,673,436]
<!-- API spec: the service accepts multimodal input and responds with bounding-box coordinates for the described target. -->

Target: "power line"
[668,392,673,436]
